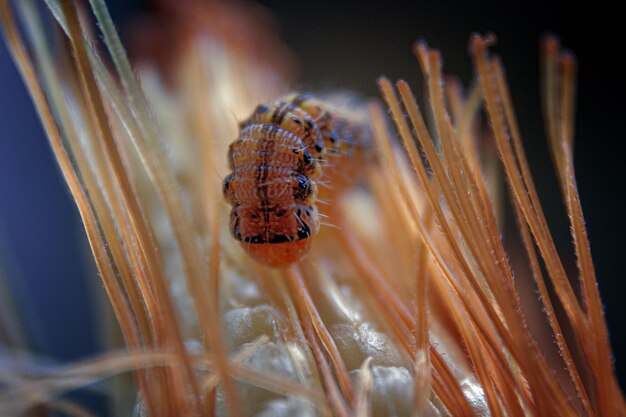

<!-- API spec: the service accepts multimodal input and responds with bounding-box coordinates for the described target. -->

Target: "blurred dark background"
[1,0,624,401]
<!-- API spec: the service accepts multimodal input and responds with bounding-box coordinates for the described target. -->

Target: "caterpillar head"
[230,204,319,267]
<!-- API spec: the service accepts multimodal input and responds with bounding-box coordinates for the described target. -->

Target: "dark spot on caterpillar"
[293,175,312,201]
[222,173,233,199]
[245,235,266,244]
[303,151,312,165]
[296,176,309,191]
[268,234,292,243]
[297,223,311,240]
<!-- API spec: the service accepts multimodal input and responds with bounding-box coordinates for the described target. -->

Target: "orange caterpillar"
[223,93,371,267]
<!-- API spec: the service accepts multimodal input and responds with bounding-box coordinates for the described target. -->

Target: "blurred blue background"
[1,0,624,410]
[0,35,97,359]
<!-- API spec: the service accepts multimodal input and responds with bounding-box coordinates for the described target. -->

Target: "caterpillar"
[223,93,371,267]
